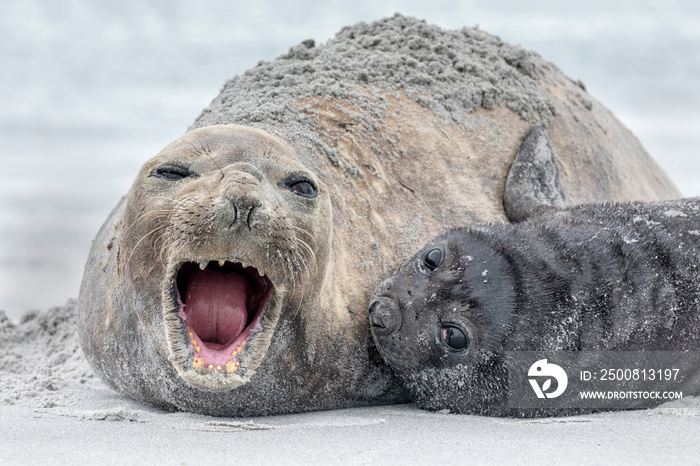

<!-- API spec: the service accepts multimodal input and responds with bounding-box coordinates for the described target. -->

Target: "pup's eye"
[423,247,444,271]
[441,325,469,351]
[152,166,192,181]
[280,177,318,198]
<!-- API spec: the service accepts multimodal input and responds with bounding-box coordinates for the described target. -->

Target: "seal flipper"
[503,125,566,222]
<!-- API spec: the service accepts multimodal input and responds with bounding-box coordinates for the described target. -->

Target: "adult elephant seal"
[370,153,700,416]
[79,15,680,416]
[79,125,402,415]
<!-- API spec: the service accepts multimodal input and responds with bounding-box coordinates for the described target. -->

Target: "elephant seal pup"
[370,198,700,416]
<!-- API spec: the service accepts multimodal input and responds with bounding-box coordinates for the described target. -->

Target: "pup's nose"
[369,297,402,337]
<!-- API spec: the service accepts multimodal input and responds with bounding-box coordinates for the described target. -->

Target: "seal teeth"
[219,260,225,267]
[199,261,207,270]
[193,358,204,370]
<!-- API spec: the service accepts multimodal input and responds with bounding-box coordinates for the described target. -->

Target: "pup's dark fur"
[370,198,700,416]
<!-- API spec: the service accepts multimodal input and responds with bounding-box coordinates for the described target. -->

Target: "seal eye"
[280,176,318,199]
[423,248,444,271]
[153,166,192,181]
[441,325,469,352]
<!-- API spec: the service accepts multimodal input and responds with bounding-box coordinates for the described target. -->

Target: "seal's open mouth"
[175,261,273,373]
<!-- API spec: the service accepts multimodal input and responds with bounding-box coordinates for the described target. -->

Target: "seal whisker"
[290,225,318,249]
[266,203,317,250]
[290,249,307,318]
[295,237,318,276]
[296,246,314,309]
[293,249,306,283]
[124,210,174,234]
[153,228,174,263]
[280,248,299,305]
[288,238,315,302]
[126,225,169,268]
[154,195,188,206]
[283,245,310,316]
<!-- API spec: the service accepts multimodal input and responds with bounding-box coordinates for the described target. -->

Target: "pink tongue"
[185,270,248,347]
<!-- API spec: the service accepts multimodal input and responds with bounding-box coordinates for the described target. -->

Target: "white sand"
[2,383,699,464]
[1,302,698,464]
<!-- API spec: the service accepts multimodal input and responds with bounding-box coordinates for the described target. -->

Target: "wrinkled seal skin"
[79,125,408,415]
[79,16,683,416]
[370,198,700,417]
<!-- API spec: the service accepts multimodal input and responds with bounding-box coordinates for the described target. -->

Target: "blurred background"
[1,0,699,321]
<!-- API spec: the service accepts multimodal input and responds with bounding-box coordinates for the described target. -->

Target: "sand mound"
[192,13,562,166]
[0,300,94,408]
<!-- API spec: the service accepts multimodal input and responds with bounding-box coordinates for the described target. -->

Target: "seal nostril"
[369,301,385,328]
[227,196,263,230]
[247,204,261,229]
[369,297,402,337]
[230,200,238,224]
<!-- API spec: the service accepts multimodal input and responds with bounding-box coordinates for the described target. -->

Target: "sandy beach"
[3,375,700,464]
[1,302,699,464]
